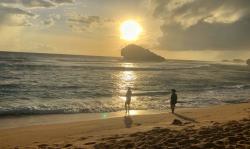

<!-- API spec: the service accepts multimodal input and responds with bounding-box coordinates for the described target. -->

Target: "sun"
[120,20,142,41]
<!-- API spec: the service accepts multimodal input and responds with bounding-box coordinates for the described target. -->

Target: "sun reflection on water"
[122,71,136,82]
[122,63,134,68]
[116,63,137,101]
[128,110,138,115]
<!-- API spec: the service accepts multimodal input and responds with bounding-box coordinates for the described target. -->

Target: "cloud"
[153,0,250,51]
[42,14,60,27]
[0,5,34,26]
[0,0,55,8]
[0,0,76,28]
[49,0,74,4]
[0,0,75,8]
[68,15,102,32]
[42,17,54,26]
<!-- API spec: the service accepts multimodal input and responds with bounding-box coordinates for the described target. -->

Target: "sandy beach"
[1,0,250,149]
[0,103,250,149]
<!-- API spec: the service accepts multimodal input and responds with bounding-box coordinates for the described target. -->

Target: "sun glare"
[120,20,142,41]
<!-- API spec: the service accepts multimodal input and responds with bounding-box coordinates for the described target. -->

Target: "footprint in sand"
[64,144,73,148]
[33,141,39,144]
[38,144,49,148]
[78,137,87,140]
[84,142,96,145]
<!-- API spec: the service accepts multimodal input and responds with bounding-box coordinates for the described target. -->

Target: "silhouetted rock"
[121,44,165,62]
[247,59,250,66]
[172,119,183,125]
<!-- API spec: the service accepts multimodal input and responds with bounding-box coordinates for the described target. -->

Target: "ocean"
[0,51,250,116]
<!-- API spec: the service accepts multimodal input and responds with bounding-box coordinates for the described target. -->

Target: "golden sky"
[0,0,250,61]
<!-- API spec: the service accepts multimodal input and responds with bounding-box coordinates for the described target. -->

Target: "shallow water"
[0,51,250,116]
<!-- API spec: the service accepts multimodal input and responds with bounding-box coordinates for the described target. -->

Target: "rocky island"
[121,44,165,62]
[247,59,250,66]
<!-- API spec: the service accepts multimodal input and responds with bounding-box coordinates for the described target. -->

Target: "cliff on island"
[121,44,165,62]
[247,59,250,66]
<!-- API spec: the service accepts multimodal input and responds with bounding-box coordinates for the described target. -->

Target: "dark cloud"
[153,0,250,51]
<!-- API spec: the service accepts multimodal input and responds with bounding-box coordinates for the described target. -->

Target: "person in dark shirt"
[170,89,177,113]
[125,87,132,114]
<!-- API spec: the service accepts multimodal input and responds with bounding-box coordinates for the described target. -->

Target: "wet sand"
[0,110,164,129]
[0,103,249,149]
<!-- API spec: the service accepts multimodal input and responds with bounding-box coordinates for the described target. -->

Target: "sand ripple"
[93,118,250,149]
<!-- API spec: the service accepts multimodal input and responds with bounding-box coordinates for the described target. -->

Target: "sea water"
[0,51,250,116]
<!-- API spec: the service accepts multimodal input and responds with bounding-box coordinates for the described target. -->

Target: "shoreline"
[0,104,224,129]
[0,109,168,129]
[0,102,247,129]
[0,103,249,148]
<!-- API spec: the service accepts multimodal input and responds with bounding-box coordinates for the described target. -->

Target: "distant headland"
[222,59,245,63]
[121,44,165,62]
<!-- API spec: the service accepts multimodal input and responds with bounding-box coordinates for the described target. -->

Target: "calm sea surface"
[0,51,250,116]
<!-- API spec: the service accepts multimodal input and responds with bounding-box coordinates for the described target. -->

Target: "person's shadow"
[124,115,133,128]
[173,113,198,123]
